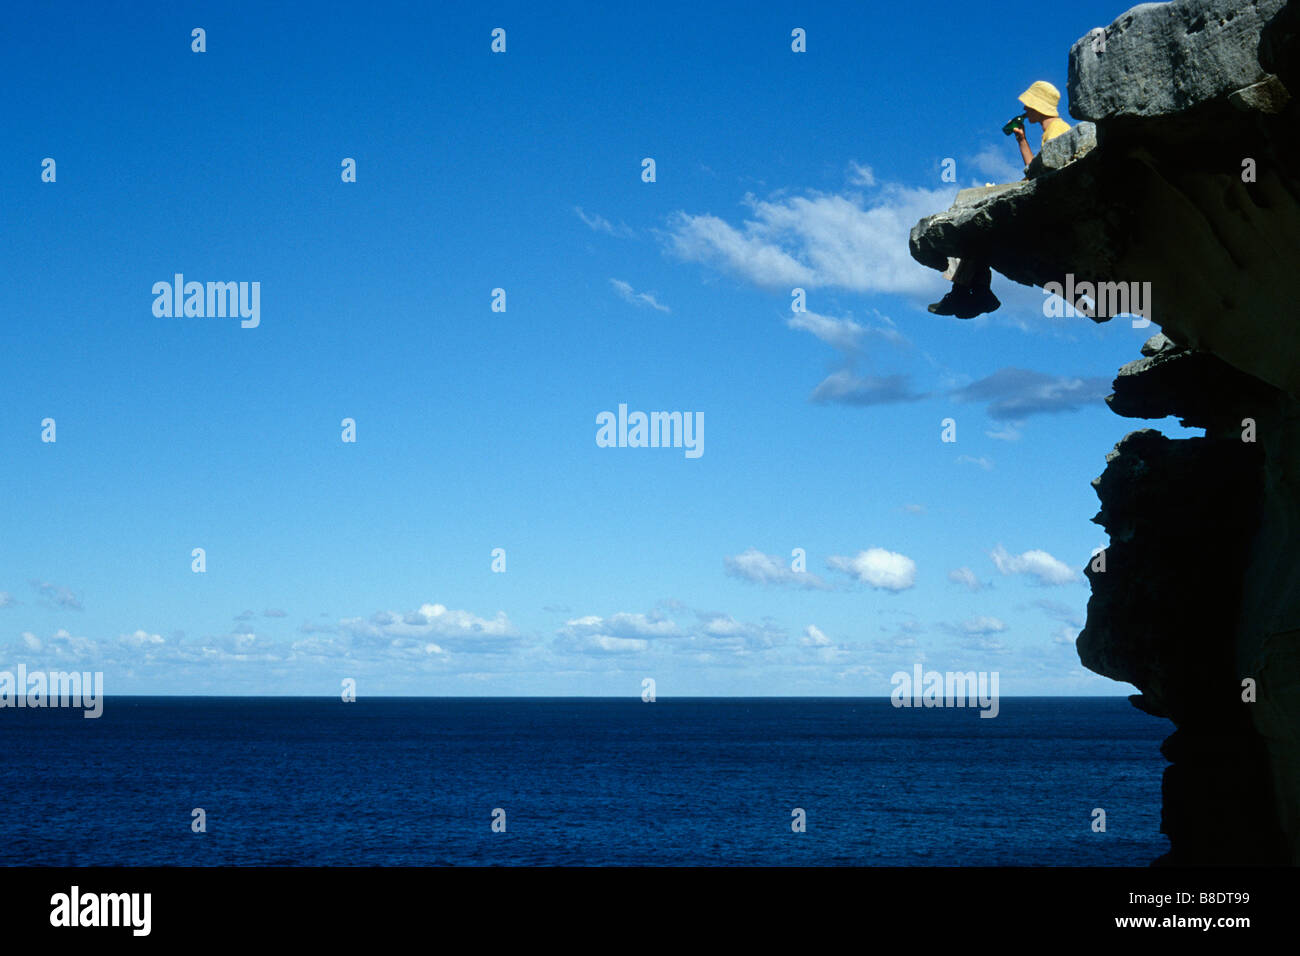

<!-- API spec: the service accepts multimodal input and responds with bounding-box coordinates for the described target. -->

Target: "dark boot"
[958,287,1001,319]
[928,285,972,316]
[956,265,1001,318]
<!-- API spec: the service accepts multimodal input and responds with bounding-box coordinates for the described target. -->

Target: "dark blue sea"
[0,697,1171,866]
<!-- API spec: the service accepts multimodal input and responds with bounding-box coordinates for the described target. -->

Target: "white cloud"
[1,612,474,674]
[962,635,1010,654]
[802,624,832,647]
[724,548,829,590]
[966,144,1025,185]
[962,616,1007,635]
[556,611,679,656]
[827,548,917,591]
[554,605,786,657]
[951,368,1111,420]
[289,635,347,657]
[42,628,98,660]
[847,161,877,187]
[610,278,670,313]
[663,186,957,296]
[703,615,745,636]
[787,310,866,351]
[119,630,164,647]
[410,603,511,634]
[575,206,635,238]
[0,592,14,609]
[810,371,925,406]
[956,455,994,471]
[337,603,517,655]
[985,423,1023,442]
[786,306,915,406]
[581,635,648,654]
[902,503,926,515]
[1030,599,1085,628]
[948,566,982,590]
[786,309,910,353]
[355,603,514,638]
[566,612,680,639]
[1052,625,1079,645]
[836,663,882,679]
[695,611,785,651]
[990,544,1078,585]
[30,580,82,611]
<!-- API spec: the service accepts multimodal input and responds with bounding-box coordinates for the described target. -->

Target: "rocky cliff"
[910,0,1299,864]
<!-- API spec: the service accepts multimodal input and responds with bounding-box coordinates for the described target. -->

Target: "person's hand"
[1012,125,1028,142]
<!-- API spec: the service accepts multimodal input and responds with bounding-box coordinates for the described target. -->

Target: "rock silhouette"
[911,0,1299,864]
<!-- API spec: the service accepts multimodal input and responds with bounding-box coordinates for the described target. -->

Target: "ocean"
[0,696,1170,866]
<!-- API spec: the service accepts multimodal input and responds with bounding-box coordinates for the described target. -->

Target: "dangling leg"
[960,261,1001,319]
[929,257,1001,319]
[928,257,976,316]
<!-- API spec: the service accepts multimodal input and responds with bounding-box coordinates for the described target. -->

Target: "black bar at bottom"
[1,865,1295,942]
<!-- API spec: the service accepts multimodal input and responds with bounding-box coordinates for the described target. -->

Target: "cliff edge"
[910,0,1300,864]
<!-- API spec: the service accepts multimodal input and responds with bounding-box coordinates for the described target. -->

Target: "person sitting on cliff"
[928,81,1072,319]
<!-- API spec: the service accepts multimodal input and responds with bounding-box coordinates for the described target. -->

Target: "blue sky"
[0,0,1191,695]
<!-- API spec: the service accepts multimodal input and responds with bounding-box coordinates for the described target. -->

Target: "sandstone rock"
[1139,332,1174,355]
[1229,74,1292,112]
[910,0,1300,864]
[1260,0,1300,88]
[1069,0,1285,121]
[1108,344,1280,427]
[1026,122,1098,178]
[910,0,1300,399]
[1077,426,1288,864]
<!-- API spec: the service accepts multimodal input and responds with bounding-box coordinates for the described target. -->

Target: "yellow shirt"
[1043,117,1071,142]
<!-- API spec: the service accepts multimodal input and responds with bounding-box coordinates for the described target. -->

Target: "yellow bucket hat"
[1018,80,1061,117]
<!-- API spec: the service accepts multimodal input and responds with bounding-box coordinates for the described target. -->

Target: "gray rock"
[1069,0,1286,120]
[910,0,1300,865]
[1107,343,1280,426]
[1078,422,1289,864]
[1140,332,1174,355]
[1026,121,1098,178]
[909,0,1300,400]
[1229,74,1292,112]
[1260,0,1300,89]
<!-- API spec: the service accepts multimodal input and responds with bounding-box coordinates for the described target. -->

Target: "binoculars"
[1002,114,1026,135]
